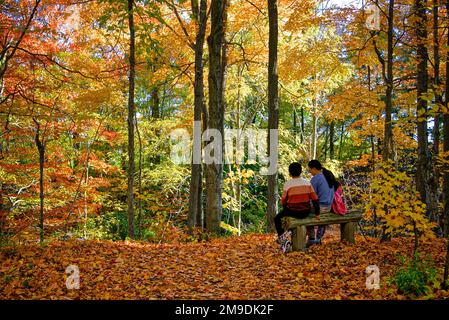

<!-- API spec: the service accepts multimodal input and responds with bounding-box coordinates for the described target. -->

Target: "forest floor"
[1,226,449,300]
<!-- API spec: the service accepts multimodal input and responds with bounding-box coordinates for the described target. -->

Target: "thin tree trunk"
[136,117,143,239]
[84,156,89,239]
[267,0,279,232]
[368,65,376,171]
[442,0,449,290]
[151,87,160,118]
[38,144,44,243]
[34,121,45,244]
[339,123,344,160]
[311,97,317,159]
[443,0,449,237]
[205,0,225,234]
[433,0,441,158]
[429,0,441,224]
[188,0,207,232]
[127,0,136,239]
[300,107,305,144]
[293,108,297,142]
[383,0,394,160]
[151,87,161,165]
[323,124,328,160]
[415,0,431,213]
[236,65,242,235]
[329,121,335,160]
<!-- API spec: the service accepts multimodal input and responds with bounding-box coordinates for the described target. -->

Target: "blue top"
[311,173,334,207]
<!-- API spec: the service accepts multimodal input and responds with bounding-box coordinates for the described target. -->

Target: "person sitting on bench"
[274,162,320,242]
[308,159,337,243]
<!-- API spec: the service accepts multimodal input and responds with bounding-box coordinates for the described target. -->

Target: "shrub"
[393,253,438,297]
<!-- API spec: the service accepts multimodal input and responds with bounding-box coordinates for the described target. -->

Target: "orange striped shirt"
[281,178,319,212]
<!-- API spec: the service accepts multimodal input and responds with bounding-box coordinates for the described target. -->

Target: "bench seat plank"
[282,210,363,228]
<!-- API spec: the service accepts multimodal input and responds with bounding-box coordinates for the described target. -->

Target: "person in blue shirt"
[307,159,337,245]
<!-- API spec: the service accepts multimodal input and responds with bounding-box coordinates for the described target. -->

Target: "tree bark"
[323,124,328,160]
[300,107,305,144]
[443,0,449,237]
[151,87,160,118]
[293,108,297,140]
[368,65,376,171]
[433,0,441,158]
[384,0,394,161]
[442,0,449,291]
[415,0,431,213]
[267,0,279,232]
[127,0,136,239]
[329,121,335,160]
[205,0,225,234]
[34,120,45,244]
[311,96,317,159]
[429,0,441,224]
[235,65,242,235]
[339,123,344,160]
[188,0,207,232]
[136,116,143,239]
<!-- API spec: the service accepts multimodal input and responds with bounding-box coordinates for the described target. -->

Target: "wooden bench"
[282,210,363,251]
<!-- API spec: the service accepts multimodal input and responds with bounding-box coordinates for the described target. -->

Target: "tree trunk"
[339,123,344,160]
[329,121,335,160]
[188,0,207,232]
[429,0,441,224]
[415,0,431,214]
[442,0,449,291]
[205,0,225,234]
[136,117,143,239]
[236,65,242,235]
[127,0,136,239]
[323,125,328,160]
[300,107,305,144]
[151,87,160,118]
[383,0,394,161]
[293,109,297,131]
[368,65,376,171]
[311,97,317,159]
[267,0,279,232]
[443,0,449,237]
[433,0,441,158]
[34,122,45,244]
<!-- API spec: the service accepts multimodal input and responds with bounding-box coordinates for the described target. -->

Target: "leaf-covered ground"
[1,227,449,300]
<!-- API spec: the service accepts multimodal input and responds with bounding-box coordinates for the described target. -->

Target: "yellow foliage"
[363,162,436,240]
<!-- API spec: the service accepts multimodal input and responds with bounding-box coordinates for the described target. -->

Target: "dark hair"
[289,162,302,177]
[308,159,336,189]
[334,180,341,190]
[308,159,322,170]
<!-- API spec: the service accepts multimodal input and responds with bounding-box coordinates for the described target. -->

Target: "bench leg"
[340,222,355,243]
[292,226,307,251]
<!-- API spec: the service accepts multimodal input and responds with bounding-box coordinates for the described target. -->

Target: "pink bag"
[332,187,347,215]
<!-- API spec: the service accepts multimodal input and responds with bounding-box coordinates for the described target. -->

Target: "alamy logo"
[63,5,81,30]
[66,265,80,290]
[170,121,278,175]
[365,3,380,31]
[365,265,380,290]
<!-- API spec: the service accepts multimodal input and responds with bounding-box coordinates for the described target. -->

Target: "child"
[274,162,320,251]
